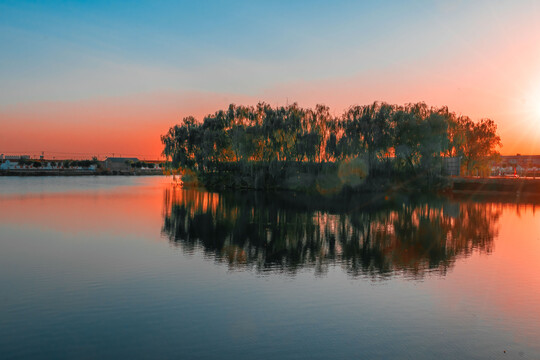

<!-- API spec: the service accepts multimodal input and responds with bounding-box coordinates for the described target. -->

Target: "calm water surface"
[1,176,539,359]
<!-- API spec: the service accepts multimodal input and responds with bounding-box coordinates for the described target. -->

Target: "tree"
[393,107,422,173]
[160,101,501,185]
[392,103,449,175]
[418,111,449,175]
[345,102,393,170]
[461,118,501,175]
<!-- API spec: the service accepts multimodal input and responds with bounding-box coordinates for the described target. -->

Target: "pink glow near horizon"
[2,24,540,159]
[2,2,540,159]
[2,78,540,159]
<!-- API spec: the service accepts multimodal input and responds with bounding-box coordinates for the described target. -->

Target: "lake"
[1,176,539,359]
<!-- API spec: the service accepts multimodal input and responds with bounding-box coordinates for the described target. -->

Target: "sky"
[1,0,540,159]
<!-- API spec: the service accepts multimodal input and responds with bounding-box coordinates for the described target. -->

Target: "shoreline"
[451,177,540,195]
[186,175,540,197]
[0,169,164,176]
[4,171,540,197]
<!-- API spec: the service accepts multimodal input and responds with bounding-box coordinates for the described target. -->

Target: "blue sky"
[1,0,540,156]
[2,0,535,105]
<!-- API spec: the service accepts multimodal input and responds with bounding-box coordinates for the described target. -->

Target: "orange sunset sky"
[1,1,540,159]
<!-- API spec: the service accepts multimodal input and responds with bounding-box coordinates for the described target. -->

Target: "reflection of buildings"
[162,189,500,278]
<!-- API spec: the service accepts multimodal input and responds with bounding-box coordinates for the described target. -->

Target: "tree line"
[162,102,501,186]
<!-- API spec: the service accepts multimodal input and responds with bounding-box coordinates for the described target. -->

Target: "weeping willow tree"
[162,102,501,188]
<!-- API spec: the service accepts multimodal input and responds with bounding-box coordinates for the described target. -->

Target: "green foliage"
[393,103,450,175]
[451,117,501,176]
[338,157,368,187]
[161,101,501,188]
[344,102,394,170]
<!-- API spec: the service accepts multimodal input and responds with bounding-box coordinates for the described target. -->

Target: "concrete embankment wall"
[452,177,540,195]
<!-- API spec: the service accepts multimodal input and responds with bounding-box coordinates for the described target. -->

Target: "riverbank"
[452,177,540,195]
[0,169,164,176]
[186,171,540,198]
[6,168,537,197]
[179,160,451,195]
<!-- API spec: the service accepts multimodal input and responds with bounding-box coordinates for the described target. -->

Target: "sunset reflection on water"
[1,176,539,359]
[162,187,502,278]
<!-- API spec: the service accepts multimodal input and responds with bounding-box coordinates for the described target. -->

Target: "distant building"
[491,155,540,176]
[104,157,139,171]
[5,155,30,160]
[499,155,540,167]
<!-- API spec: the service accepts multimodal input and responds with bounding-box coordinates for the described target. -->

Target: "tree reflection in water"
[161,188,500,278]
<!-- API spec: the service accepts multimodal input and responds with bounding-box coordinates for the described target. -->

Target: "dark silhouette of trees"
[162,101,501,188]
[393,103,449,177]
[161,188,500,278]
[344,102,394,171]
[457,118,501,176]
